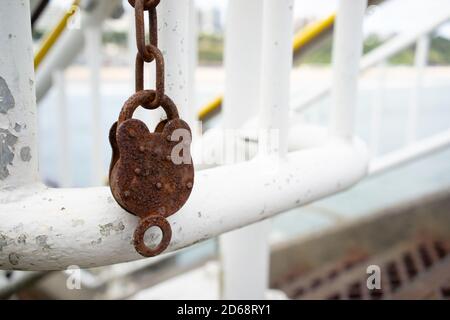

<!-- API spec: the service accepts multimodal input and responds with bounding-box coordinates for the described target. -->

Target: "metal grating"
[277,239,450,300]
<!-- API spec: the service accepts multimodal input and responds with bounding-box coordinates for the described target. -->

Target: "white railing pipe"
[369,129,450,175]
[0,0,369,272]
[84,25,104,186]
[53,70,71,187]
[294,11,450,113]
[158,0,192,127]
[218,0,265,300]
[369,61,386,157]
[330,0,367,139]
[220,0,294,300]
[406,34,430,144]
[0,138,368,270]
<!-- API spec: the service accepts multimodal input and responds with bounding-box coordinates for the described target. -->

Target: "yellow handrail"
[34,0,80,70]
[198,95,223,120]
[198,13,336,121]
[292,13,335,53]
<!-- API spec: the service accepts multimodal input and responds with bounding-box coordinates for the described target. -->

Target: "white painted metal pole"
[0,139,368,270]
[259,0,294,158]
[406,34,430,145]
[0,0,370,272]
[221,0,264,130]
[294,10,449,114]
[0,0,39,189]
[219,0,267,300]
[53,70,71,187]
[222,0,294,300]
[127,6,137,93]
[330,0,367,139]
[370,129,450,175]
[84,25,103,186]
[188,0,199,137]
[158,0,192,127]
[369,61,386,157]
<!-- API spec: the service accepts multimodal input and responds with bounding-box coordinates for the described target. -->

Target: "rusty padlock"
[109,89,194,257]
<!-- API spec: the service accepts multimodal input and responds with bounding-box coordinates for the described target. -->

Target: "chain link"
[129,0,164,108]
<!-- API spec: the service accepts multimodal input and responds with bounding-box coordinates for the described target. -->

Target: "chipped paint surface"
[0,77,15,114]
[13,123,22,133]
[17,234,26,244]
[20,146,31,162]
[0,234,8,252]
[0,129,18,180]
[99,222,125,237]
[35,235,51,251]
[8,252,19,265]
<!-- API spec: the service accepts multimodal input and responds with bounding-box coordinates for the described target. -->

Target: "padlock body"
[109,117,194,218]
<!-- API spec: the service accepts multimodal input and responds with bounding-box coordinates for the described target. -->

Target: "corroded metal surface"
[110,90,194,257]
[110,90,193,219]
[130,0,163,108]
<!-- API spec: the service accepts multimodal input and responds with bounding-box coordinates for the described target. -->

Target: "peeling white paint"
[0,77,15,114]
[0,0,39,188]
[19,146,31,162]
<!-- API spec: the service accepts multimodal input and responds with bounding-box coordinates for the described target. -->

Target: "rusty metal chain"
[129,0,164,109]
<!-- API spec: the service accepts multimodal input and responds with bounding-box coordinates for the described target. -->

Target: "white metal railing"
[292,9,450,113]
[0,0,368,272]
[1,0,450,300]
[196,5,450,178]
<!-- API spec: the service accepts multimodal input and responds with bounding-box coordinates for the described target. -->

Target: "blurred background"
[1,0,450,299]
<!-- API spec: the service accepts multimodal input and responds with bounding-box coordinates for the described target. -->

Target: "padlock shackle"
[118,90,179,125]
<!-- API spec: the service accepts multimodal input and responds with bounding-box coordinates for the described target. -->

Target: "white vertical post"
[53,70,71,187]
[228,0,294,300]
[370,60,386,157]
[221,0,264,129]
[219,0,266,300]
[127,6,138,93]
[330,0,367,140]
[406,34,429,144]
[188,0,198,137]
[0,1,39,189]
[259,0,293,157]
[157,0,193,127]
[85,25,103,186]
